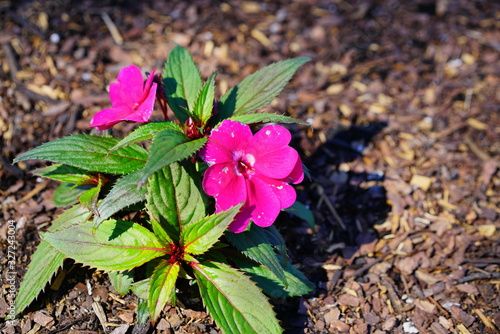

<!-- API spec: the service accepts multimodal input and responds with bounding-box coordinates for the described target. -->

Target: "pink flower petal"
[143,68,156,92]
[245,177,281,228]
[252,147,299,180]
[116,65,145,102]
[109,82,132,109]
[256,174,297,209]
[89,107,133,130]
[228,203,253,233]
[246,124,298,178]
[248,124,292,151]
[287,156,304,184]
[128,82,157,122]
[202,162,247,211]
[201,120,252,165]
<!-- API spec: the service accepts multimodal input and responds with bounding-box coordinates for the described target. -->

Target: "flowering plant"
[14,46,313,333]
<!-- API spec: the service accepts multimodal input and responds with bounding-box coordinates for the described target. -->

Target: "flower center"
[235,153,255,178]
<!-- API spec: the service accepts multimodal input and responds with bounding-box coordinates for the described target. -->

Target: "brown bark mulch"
[1,1,499,333]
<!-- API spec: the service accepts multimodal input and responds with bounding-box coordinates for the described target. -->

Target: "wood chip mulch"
[1,1,499,333]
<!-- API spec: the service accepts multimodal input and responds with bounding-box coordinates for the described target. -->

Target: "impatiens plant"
[13,45,314,333]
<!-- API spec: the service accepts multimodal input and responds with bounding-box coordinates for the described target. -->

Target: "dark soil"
[1,0,499,333]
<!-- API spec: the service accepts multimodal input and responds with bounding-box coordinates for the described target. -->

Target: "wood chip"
[33,311,54,327]
[101,12,123,45]
[466,117,488,130]
[477,224,496,237]
[473,308,498,330]
[410,174,433,191]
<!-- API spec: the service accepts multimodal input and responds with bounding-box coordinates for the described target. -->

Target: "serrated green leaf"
[94,169,147,227]
[132,278,151,300]
[225,225,287,286]
[146,162,207,242]
[233,255,314,298]
[110,122,182,152]
[15,205,91,314]
[138,128,207,185]
[182,204,243,255]
[217,57,310,120]
[108,270,135,295]
[229,113,309,126]
[193,72,216,124]
[14,134,148,174]
[148,261,180,322]
[15,241,65,315]
[43,219,165,271]
[50,204,93,231]
[163,45,203,122]
[32,164,95,184]
[283,200,315,229]
[53,182,87,207]
[193,261,282,334]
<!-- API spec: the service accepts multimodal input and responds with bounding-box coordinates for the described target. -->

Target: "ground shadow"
[276,121,390,333]
[305,120,390,258]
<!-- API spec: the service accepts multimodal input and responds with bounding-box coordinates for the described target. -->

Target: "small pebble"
[50,33,60,44]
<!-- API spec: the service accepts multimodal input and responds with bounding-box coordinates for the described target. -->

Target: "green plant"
[13,45,314,333]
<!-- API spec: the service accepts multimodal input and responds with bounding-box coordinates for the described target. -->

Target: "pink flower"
[90,65,157,130]
[201,120,304,233]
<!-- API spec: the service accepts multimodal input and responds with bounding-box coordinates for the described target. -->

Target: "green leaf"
[233,256,314,298]
[225,225,287,286]
[94,169,147,227]
[192,72,216,124]
[50,204,93,231]
[108,270,135,295]
[284,201,315,229]
[15,241,65,314]
[78,186,101,215]
[78,176,103,216]
[229,113,309,126]
[192,261,282,334]
[137,298,150,325]
[138,128,207,185]
[262,225,288,265]
[182,204,243,255]
[150,219,174,246]
[32,164,95,184]
[148,261,180,322]
[110,122,182,151]
[146,162,207,242]
[217,57,310,120]
[163,45,203,122]
[132,278,151,300]
[43,219,165,271]
[53,183,87,207]
[15,205,92,314]
[14,134,148,174]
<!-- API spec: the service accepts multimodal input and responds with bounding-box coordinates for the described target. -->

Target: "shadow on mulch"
[276,120,390,333]
[307,120,390,257]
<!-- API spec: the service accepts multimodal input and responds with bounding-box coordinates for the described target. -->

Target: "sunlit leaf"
[193,261,282,334]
